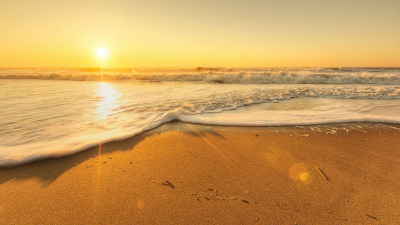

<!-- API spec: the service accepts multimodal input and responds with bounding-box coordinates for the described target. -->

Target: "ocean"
[1,67,400,166]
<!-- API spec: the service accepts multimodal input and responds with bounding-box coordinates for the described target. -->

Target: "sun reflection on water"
[95,82,120,118]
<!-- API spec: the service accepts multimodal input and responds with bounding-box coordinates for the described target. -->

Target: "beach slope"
[1,123,400,224]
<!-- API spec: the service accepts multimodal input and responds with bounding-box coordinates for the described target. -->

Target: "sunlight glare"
[97,48,107,58]
[95,82,120,118]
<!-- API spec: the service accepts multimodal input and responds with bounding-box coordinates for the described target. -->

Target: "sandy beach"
[3,0,400,224]
[1,122,400,224]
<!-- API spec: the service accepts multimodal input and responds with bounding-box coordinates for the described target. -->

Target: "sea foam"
[1,68,400,166]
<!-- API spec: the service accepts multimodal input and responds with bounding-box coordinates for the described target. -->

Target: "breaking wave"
[1,67,400,84]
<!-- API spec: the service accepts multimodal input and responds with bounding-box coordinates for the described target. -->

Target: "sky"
[1,0,399,68]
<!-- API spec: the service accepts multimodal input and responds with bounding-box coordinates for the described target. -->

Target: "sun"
[92,45,112,70]
[97,47,107,58]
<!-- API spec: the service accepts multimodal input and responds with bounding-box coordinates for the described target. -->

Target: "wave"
[1,67,400,84]
[2,97,400,167]
[1,76,400,166]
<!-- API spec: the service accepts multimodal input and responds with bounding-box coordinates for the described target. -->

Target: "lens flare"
[289,163,311,183]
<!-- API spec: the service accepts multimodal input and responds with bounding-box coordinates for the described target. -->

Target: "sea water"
[1,67,399,166]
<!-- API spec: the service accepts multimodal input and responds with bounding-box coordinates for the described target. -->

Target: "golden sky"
[1,0,399,67]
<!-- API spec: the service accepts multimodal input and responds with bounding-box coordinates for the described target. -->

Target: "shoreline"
[2,122,400,168]
[1,122,400,224]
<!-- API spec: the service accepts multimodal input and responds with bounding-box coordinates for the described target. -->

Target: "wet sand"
[1,122,400,224]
